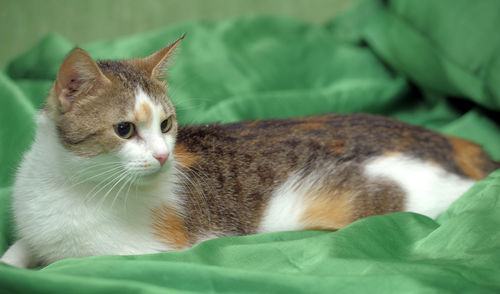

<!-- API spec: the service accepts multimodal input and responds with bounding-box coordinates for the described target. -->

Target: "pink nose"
[154,153,169,166]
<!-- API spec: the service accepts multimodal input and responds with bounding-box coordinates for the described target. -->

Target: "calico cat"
[1,35,498,268]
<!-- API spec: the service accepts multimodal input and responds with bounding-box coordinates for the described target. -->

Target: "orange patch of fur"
[153,205,190,250]
[135,101,152,122]
[293,115,334,122]
[174,144,199,169]
[447,136,487,180]
[300,189,353,231]
[383,151,400,157]
[297,122,326,130]
[240,120,261,136]
[247,120,260,127]
[330,140,346,153]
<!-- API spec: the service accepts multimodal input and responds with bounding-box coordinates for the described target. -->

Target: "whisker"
[99,170,130,209]
[167,75,200,101]
[173,160,215,229]
[173,165,212,226]
[174,157,214,194]
[112,171,133,209]
[123,173,138,211]
[84,168,125,204]
[62,161,121,187]
[70,165,124,188]
[69,161,122,179]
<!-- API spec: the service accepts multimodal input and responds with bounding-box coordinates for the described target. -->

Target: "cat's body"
[1,36,498,268]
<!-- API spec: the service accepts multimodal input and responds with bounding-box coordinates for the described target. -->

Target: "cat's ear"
[55,48,110,113]
[139,34,185,80]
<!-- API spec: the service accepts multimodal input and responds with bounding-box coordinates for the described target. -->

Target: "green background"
[0,0,353,67]
[2,0,500,293]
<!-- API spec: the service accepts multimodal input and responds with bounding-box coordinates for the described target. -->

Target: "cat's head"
[45,35,184,183]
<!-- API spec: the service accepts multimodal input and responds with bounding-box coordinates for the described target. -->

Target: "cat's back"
[176,113,497,180]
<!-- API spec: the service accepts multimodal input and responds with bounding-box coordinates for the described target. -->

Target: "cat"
[1,35,499,268]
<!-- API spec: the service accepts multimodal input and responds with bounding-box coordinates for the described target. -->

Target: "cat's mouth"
[130,161,172,185]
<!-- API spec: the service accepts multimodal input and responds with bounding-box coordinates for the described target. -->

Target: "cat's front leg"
[0,239,37,268]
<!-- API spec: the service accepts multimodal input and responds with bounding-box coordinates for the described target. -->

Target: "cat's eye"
[161,117,173,133]
[114,122,135,139]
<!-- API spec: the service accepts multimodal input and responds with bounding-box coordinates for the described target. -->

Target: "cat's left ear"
[55,48,111,113]
[139,34,185,80]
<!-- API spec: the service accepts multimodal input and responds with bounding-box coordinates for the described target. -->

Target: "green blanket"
[2,0,500,292]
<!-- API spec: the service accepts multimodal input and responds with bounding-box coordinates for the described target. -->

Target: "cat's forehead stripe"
[134,87,156,124]
[135,101,153,122]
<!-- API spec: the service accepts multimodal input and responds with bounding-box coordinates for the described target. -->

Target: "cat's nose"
[153,153,169,166]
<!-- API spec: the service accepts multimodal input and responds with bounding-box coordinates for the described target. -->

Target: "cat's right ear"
[139,34,185,80]
[55,48,110,113]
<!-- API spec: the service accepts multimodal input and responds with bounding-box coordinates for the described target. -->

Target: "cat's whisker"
[69,165,124,189]
[184,169,213,227]
[103,172,127,206]
[71,166,119,185]
[123,173,138,211]
[70,161,122,177]
[68,161,123,181]
[134,174,139,199]
[171,167,195,195]
[173,158,211,189]
[75,160,122,170]
[70,169,121,191]
[170,97,210,112]
[167,75,200,100]
[174,161,213,201]
[176,160,214,193]
[175,97,212,104]
[168,77,211,113]
[111,171,133,209]
[84,168,125,204]
[99,169,131,209]
[173,166,211,225]
[64,162,121,186]
[172,105,203,112]
[173,157,215,199]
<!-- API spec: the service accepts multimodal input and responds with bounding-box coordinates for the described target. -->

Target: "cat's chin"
[134,172,161,186]
[133,164,170,186]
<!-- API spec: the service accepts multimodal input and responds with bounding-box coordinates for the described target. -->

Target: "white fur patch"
[364,154,475,218]
[257,173,314,233]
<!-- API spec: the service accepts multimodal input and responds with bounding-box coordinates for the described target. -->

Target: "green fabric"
[363,0,500,110]
[2,0,500,292]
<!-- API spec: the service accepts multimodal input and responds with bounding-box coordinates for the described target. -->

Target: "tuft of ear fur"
[55,48,110,113]
[139,34,185,80]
